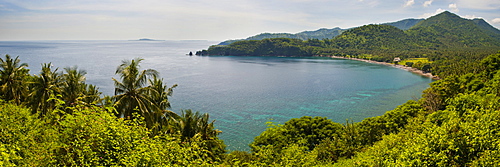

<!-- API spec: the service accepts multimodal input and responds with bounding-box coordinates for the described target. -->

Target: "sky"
[0,0,499,41]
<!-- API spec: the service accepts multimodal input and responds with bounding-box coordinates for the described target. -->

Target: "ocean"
[0,40,433,150]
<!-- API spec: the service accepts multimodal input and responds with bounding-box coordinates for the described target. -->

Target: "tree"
[82,84,102,105]
[0,55,29,104]
[250,116,343,153]
[145,76,178,135]
[61,66,87,107]
[171,109,225,159]
[112,58,159,119]
[406,62,414,67]
[29,63,62,116]
[171,110,219,141]
[148,76,177,112]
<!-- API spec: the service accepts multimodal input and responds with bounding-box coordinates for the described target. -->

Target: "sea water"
[0,40,433,150]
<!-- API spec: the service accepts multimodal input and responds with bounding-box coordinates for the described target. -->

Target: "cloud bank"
[0,0,498,40]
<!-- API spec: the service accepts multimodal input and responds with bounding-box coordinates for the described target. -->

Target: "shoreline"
[323,55,440,80]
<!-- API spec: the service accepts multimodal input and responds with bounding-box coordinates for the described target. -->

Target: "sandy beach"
[324,55,440,80]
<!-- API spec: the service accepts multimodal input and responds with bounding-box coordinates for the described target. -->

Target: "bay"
[0,40,433,150]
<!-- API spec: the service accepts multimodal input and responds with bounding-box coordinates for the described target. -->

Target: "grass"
[398,58,431,65]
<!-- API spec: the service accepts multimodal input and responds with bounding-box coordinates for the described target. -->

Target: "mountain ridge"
[218,27,347,45]
[218,17,427,45]
[199,11,500,60]
[217,12,499,46]
[409,11,500,48]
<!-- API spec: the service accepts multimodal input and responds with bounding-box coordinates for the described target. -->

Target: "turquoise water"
[0,40,433,150]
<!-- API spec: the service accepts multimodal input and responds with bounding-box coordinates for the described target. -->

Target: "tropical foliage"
[221,52,500,166]
[2,50,500,166]
[0,55,225,166]
[2,11,500,166]
[0,55,29,105]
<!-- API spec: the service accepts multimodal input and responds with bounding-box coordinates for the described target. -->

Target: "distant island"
[130,38,165,41]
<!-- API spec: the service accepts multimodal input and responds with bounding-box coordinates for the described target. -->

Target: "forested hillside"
[227,52,500,166]
[383,18,424,30]
[218,27,346,45]
[2,11,500,166]
[198,11,500,78]
[3,51,499,166]
[218,17,426,46]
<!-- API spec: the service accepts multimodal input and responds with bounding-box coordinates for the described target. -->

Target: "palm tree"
[172,110,225,159]
[29,63,62,116]
[145,76,179,135]
[59,66,102,111]
[173,110,220,141]
[148,76,177,111]
[112,58,159,118]
[0,55,29,104]
[82,84,102,105]
[61,66,87,107]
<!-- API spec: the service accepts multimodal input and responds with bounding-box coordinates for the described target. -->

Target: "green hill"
[295,27,345,39]
[408,11,500,48]
[331,24,415,50]
[218,27,346,45]
[198,11,500,77]
[331,11,500,50]
[218,18,425,45]
[4,11,500,166]
[383,18,424,30]
[473,18,500,36]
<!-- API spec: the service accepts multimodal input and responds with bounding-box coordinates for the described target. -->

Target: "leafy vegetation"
[2,51,500,166]
[222,52,500,166]
[0,55,225,166]
[2,10,500,166]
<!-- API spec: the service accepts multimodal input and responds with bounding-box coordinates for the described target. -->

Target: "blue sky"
[0,0,499,41]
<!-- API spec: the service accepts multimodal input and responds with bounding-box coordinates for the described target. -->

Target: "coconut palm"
[29,63,62,116]
[61,66,87,107]
[82,84,102,105]
[173,109,220,141]
[172,109,225,158]
[145,76,179,135]
[59,66,102,110]
[112,58,159,118]
[148,76,177,111]
[0,55,29,104]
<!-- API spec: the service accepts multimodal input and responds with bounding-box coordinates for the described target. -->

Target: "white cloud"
[419,8,446,18]
[492,18,500,24]
[404,0,415,7]
[423,0,433,7]
[449,3,459,12]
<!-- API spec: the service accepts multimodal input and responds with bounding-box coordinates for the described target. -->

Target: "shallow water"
[0,40,433,150]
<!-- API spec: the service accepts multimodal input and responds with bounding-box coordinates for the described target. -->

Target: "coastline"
[324,55,440,80]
